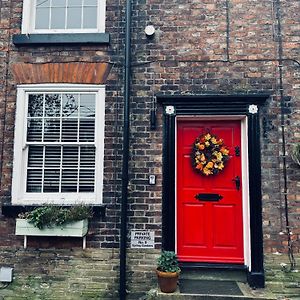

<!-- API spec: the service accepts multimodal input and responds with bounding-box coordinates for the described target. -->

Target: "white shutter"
[79,146,96,192]
[27,146,43,192]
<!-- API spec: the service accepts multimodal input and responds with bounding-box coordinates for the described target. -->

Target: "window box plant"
[291,143,300,166]
[15,205,92,249]
[156,250,180,293]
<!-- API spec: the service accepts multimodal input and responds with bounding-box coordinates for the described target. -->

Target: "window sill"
[2,204,106,219]
[13,33,110,46]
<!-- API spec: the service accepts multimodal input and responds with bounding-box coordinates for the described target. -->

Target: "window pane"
[61,169,78,192]
[62,118,78,142]
[37,0,51,7]
[51,7,66,29]
[45,94,61,117]
[82,6,97,28]
[79,169,95,192]
[62,94,79,117]
[80,94,95,117]
[45,146,61,167]
[68,0,82,6]
[28,146,43,168]
[35,0,99,31]
[62,146,79,168]
[43,169,60,192]
[80,146,95,167]
[27,119,43,142]
[84,0,97,5]
[26,169,43,192]
[67,7,82,29]
[44,119,61,142]
[52,0,66,6]
[79,119,95,142]
[28,94,44,117]
[35,7,50,29]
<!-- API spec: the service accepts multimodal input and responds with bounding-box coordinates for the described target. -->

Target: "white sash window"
[12,85,105,205]
[21,0,106,34]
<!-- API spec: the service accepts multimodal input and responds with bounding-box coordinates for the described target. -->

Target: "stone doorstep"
[180,269,248,282]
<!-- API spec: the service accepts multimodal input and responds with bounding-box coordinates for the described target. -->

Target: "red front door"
[177,119,244,264]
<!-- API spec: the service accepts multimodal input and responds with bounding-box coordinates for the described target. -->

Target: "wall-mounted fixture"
[145,25,155,37]
[0,267,13,283]
[149,175,156,185]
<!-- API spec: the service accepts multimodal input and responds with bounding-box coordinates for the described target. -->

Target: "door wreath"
[191,132,230,176]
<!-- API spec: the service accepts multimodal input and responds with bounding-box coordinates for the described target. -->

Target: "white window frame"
[12,84,105,205]
[21,0,106,34]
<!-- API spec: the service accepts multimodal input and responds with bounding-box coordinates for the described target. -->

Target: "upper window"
[22,0,106,34]
[12,84,105,205]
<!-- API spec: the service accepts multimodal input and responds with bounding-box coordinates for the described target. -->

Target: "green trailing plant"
[291,143,300,166]
[157,251,180,273]
[18,205,93,229]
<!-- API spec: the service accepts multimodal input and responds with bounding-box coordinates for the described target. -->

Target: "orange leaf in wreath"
[211,137,217,144]
[196,164,203,170]
[206,162,214,169]
[220,147,229,155]
[203,168,212,176]
[204,133,211,140]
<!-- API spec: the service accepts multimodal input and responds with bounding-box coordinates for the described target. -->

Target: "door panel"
[213,204,237,247]
[182,203,207,246]
[177,119,244,264]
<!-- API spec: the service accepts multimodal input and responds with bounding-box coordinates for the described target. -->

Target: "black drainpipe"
[119,0,132,299]
[275,0,296,269]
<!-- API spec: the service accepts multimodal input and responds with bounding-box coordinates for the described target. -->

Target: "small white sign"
[131,230,155,249]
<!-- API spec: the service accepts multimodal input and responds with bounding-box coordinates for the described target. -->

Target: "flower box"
[15,218,88,249]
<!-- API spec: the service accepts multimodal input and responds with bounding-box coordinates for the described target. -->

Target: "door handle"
[232,176,241,191]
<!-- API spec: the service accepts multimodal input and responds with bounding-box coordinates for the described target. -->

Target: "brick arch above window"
[12,62,112,85]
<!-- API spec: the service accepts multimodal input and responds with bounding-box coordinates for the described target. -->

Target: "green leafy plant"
[291,143,300,166]
[18,205,93,229]
[157,251,180,273]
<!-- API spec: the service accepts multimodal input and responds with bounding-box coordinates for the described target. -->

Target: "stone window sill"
[13,33,110,46]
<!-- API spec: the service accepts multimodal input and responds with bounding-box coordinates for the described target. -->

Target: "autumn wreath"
[191,132,230,176]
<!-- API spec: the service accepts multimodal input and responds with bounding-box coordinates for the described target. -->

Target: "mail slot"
[195,193,223,201]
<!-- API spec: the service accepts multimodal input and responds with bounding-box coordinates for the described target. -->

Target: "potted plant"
[291,143,300,166]
[15,205,93,249]
[156,250,180,293]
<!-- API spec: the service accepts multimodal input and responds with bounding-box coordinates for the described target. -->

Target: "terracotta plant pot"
[156,269,179,293]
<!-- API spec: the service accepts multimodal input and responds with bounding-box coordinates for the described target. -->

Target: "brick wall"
[0,248,120,299]
[0,0,125,249]
[265,254,300,298]
[0,248,161,300]
[128,0,300,254]
[0,0,299,298]
[1,0,298,255]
